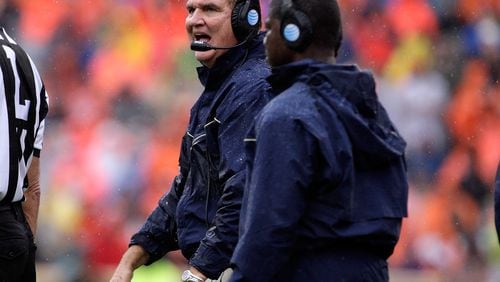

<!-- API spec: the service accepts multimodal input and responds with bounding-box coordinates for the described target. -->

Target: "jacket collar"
[266,59,320,95]
[267,59,362,95]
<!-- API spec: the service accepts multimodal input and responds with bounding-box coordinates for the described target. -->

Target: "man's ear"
[279,0,313,52]
[231,0,262,42]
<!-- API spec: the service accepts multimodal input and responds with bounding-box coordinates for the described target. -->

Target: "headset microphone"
[190,37,251,52]
[190,41,215,52]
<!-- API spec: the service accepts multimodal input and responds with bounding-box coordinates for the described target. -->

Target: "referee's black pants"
[0,202,36,282]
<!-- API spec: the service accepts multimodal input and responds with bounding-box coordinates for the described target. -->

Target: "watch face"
[181,270,190,281]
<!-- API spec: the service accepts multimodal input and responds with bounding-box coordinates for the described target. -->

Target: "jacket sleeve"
[129,129,195,264]
[129,174,182,265]
[230,112,318,282]
[130,126,195,264]
[189,83,269,279]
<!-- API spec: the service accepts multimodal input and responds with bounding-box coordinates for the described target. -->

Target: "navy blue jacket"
[130,33,270,279]
[495,164,500,244]
[230,59,408,282]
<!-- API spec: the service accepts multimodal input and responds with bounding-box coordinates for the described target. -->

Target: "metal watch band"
[181,270,205,282]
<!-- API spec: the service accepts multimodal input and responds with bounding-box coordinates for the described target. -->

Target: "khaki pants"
[206,268,232,282]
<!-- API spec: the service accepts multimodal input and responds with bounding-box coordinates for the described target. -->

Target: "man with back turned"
[230,0,409,281]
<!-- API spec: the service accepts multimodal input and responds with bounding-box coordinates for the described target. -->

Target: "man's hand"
[109,245,150,282]
[22,157,41,236]
[109,264,134,282]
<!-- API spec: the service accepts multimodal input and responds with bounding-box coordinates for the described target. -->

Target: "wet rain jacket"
[130,34,270,279]
[230,59,409,282]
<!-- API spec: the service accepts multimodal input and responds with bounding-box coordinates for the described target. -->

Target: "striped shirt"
[0,28,49,204]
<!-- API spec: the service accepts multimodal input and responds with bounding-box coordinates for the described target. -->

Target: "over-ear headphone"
[280,0,313,52]
[231,0,262,43]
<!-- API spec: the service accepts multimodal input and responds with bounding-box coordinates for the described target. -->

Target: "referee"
[0,27,48,282]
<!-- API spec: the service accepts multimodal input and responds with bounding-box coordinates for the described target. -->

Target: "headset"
[232,0,262,42]
[279,0,313,52]
[191,0,262,51]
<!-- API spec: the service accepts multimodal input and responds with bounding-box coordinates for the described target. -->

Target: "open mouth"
[194,33,211,43]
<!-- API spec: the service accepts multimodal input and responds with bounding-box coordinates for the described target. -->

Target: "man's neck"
[293,48,336,64]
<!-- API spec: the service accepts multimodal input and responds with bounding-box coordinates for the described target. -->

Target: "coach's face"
[186,0,238,68]
[264,1,294,67]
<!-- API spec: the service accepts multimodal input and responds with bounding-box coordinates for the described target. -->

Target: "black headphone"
[280,0,313,52]
[231,0,262,43]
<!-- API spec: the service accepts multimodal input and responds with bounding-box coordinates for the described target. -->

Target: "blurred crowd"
[1,0,499,281]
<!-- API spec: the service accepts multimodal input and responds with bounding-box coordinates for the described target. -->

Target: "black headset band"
[281,0,293,12]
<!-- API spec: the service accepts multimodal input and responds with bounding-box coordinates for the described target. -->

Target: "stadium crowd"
[1,0,499,281]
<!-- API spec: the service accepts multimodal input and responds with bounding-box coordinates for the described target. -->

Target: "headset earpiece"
[280,0,313,52]
[232,0,262,43]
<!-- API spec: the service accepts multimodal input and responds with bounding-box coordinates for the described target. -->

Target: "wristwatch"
[181,270,205,282]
